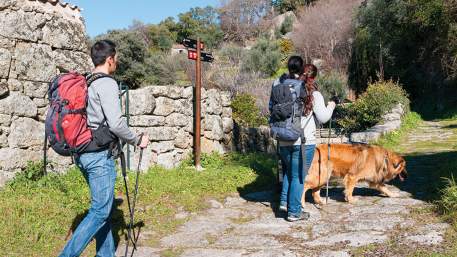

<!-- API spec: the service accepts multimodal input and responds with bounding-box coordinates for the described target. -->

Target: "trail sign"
[187,50,214,63]
[183,38,204,50]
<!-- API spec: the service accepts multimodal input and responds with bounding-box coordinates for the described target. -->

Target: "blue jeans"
[59,150,116,257]
[279,145,316,216]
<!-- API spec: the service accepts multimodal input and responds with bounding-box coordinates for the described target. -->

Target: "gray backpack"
[269,78,306,142]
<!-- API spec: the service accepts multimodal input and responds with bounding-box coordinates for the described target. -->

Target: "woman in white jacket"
[277,63,335,221]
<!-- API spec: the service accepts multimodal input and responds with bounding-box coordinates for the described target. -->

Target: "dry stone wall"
[126,86,233,170]
[0,0,92,185]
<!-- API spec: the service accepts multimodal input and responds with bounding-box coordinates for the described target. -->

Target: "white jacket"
[278,91,335,146]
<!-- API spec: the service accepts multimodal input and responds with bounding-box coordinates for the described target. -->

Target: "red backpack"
[44,72,110,156]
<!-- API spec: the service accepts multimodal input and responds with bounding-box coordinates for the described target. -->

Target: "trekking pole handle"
[136,133,145,151]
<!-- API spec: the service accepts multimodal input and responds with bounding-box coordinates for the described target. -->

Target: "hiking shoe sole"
[287,212,310,222]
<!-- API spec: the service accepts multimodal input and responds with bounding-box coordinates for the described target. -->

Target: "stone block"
[174,129,192,149]
[0,48,12,79]
[8,117,44,148]
[0,92,37,117]
[129,87,156,115]
[157,151,176,169]
[350,131,381,143]
[12,42,56,82]
[222,118,234,133]
[129,115,164,127]
[23,81,48,98]
[148,127,177,141]
[0,9,45,42]
[0,147,41,171]
[151,141,175,154]
[53,49,92,74]
[203,115,224,141]
[42,17,87,51]
[165,113,190,127]
[153,97,175,116]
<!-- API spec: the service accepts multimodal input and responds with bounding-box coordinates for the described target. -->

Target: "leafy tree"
[280,15,294,35]
[147,24,175,52]
[272,0,315,13]
[176,6,224,48]
[95,29,149,89]
[242,38,282,76]
[349,0,452,100]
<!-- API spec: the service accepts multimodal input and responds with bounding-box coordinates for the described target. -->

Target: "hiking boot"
[279,205,288,212]
[279,202,287,212]
[287,211,310,222]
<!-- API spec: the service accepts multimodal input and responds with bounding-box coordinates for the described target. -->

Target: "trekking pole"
[326,117,332,205]
[121,150,137,257]
[129,135,144,257]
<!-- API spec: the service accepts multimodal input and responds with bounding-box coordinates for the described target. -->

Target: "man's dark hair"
[91,40,116,67]
[287,56,304,78]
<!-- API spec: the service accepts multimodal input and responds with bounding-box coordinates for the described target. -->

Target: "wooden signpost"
[183,38,214,170]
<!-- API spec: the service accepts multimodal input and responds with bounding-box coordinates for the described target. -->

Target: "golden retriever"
[302,144,407,205]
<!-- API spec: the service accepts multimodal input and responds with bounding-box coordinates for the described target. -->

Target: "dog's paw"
[387,192,400,198]
[345,196,359,204]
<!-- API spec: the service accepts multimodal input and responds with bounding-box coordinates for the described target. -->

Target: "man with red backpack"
[58,40,149,257]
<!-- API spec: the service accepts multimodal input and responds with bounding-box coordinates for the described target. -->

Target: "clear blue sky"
[66,0,220,37]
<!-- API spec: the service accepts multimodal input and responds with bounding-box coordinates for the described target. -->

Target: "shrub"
[315,71,348,102]
[217,43,246,65]
[280,15,294,35]
[278,38,295,56]
[206,61,272,115]
[438,176,457,225]
[337,80,410,133]
[95,29,149,89]
[349,0,453,99]
[144,53,189,86]
[231,93,268,127]
[22,161,46,182]
[242,38,282,76]
[272,0,316,13]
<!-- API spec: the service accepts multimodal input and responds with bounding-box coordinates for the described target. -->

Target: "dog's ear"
[394,159,405,170]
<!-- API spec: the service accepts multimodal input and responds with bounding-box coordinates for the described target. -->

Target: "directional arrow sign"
[188,50,214,63]
[183,38,204,50]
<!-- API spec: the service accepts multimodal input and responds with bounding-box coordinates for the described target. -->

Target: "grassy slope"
[0,152,277,257]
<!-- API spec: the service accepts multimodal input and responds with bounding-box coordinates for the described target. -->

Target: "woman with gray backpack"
[269,56,335,221]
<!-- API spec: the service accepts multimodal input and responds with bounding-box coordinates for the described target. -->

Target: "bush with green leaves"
[231,93,268,127]
[316,71,348,102]
[337,80,410,133]
[176,6,224,49]
[242,38,282,76]
[95,29,149,89]
[217,43,246,65]
[19,161,46,182]
[272,0,315,13]
[349,0,454,101]
[144,53,189,86]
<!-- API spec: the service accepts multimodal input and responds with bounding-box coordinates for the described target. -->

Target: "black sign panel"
[183,38,204,50]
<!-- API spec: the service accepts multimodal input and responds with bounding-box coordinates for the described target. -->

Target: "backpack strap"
[85,72,113,86]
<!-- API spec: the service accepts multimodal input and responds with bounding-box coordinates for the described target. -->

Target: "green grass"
[375,111,423,151]
[0,152,277,257]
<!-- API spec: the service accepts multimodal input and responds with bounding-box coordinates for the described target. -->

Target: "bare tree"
[290,0,363,72]
[219,0,273,43]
